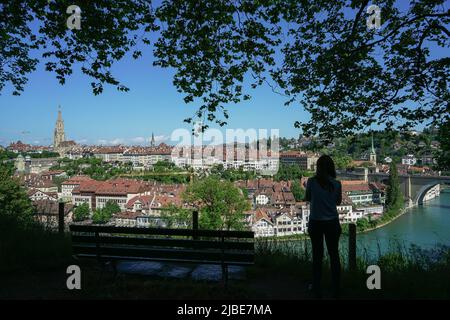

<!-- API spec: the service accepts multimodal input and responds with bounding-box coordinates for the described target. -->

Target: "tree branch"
[351,11,450,52]
[349,0,370,41]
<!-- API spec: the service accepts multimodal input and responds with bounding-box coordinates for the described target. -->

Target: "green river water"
[276,189,450,261]
[355,188,450,255]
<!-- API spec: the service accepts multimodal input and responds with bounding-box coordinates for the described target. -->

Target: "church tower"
[151,132,155,147]
[369,132,377,165]
[54,106,66,149]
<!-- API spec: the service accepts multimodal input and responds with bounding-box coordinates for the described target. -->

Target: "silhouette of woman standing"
[305,155,342,299]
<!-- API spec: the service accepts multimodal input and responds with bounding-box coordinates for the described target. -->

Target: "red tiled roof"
[126,193,185,210]
[95,180,144,196]
[342,183,371,193]
[254,208,273,224]
[283,192,296,203]
[114,211,141,219]
[369,182,387,192]
[62,175,94,185]
[28,188,58,198]
[127,195,154,209]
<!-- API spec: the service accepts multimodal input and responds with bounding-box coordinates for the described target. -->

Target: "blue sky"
[0,1,447,147]
[0,36,309,147]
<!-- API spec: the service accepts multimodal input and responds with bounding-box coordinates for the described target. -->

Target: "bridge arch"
[414,182,450,205]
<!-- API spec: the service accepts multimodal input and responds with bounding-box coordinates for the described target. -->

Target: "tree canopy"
[182,176,250,230]
[91,200,121,224]
[436,120,450,172]
[73,202,90,221]
[386,161,404,209]
[0,163,34,223]
[1,0,448,140]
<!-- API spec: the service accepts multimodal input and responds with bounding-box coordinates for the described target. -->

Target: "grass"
[1,215,449,299]
[0,215,72,273]
[252,238,450,299]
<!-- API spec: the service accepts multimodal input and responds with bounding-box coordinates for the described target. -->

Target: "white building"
[355,205,383,216]
[61,175,94,200]
[254,191,271,206]
[28,189,58,202]
[342,182,375,205]
[114,211,139,227]
[402,154,417,166]
[250,209,275,237]
[71,179,148,212]
[273,210,306,236]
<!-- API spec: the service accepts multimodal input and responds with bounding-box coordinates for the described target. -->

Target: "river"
[270,189,450,262]
[355,188,450,256]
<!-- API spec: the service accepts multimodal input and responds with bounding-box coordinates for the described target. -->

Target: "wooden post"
[192,210,199,240]
[348,223,357,271]
[220,233,228,288]
[58,202,65,235]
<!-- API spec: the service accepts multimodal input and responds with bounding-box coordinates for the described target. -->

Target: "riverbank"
[355,205,410,234]
[358,189,449,235]
[356,191,450,251]
[262,203,414,242]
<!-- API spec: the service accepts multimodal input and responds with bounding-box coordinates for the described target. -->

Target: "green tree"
[0,150,19,161]
[0,163,34,224]
[160,204,192,228]
[103,200,121,216]
[73,203,90,222]
[291,181,306,202]
[91,208,110,224]
[332,154,353,170]
[91,200,121,224]
[28,151,60,158]
[386,161,404,210]
[436,119,450,172]
[274,163,312,181]
[183,176,250,230]
[240,187,249,199]
[92,209,106,224]
[356,217,370,231]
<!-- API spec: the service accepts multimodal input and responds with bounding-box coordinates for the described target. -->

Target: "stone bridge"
[338,171,450,205]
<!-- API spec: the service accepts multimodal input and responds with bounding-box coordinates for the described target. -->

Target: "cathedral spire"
[54,106,66,149]
[369,131,377,165]
[151,132,155,147]
[371,132,375,154]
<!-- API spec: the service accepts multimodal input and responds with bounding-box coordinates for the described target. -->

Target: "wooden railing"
[60,202,358,269]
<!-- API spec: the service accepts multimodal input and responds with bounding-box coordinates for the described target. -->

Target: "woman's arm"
[304,178,312,202]
[336,181,342,205]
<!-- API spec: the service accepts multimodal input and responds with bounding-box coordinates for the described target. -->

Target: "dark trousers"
[308,219,342,296]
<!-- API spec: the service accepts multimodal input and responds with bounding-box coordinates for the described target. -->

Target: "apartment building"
[249,208,276,237]
[61,175,95,200]
[280,151,319,171]
[71,178,150,211]
[341,180,375,205]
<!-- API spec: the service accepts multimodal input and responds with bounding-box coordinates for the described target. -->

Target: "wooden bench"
[69,224,255,284]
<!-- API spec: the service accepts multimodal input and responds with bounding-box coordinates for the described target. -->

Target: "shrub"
[73,203,90,221]
[0,214,71,273]
[92,209,109,224]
